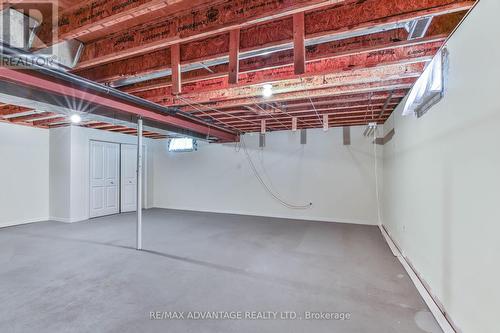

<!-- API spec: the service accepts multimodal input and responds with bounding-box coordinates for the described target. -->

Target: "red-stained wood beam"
[228,29,241,85]
[75,0,474,70]
[293,12,306,75]
[171,43,181,95]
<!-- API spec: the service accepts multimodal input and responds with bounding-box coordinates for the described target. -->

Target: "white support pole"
[136,117,143,250]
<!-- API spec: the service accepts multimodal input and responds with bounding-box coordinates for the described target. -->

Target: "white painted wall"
[49,127,71,221]
[153,126,383,225]
[0,122,49,227]
[382,1,499,332]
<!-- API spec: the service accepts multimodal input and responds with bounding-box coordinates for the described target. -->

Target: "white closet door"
[90,141,120,218]
[120,144,137,213]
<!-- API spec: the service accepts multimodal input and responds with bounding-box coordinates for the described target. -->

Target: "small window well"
[168,138,197,152]
[403,48,448,118]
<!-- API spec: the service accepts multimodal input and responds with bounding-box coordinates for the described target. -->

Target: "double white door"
[90,142,143,218]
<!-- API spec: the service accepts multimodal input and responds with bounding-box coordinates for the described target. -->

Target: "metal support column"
[136,117,143,250]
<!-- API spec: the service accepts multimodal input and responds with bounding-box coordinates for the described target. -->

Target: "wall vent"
[406,17,433,40]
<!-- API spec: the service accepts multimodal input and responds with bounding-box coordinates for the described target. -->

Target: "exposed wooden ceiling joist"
[74,0,473,70]
[1,0,478,135]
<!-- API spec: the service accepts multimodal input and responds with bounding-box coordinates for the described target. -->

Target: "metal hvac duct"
[0,42,237,141]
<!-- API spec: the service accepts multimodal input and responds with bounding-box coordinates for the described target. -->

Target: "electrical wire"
[309,97,323,127]
[240,137,312,210]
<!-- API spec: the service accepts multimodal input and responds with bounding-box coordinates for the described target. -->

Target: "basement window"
[168,138,197,152]
[403,48,448,118]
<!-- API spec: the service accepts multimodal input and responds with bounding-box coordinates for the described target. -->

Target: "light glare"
[262,84,273,98]
[70,114,81,123]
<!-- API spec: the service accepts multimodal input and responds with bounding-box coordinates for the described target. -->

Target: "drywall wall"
[0,122,49,227]
[382,1,499,332]
[50,125,155,222]
[152,126,383,224]
[49,127,71,222]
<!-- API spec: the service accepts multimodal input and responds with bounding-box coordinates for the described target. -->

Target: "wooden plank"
[228,29,241,85]
[9,112,54,123]
[32,116,67,126]
[171,43,181,95]
[293,12,306,75]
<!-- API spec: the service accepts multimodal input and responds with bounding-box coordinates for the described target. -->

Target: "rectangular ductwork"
[0,8,83,70]
[0,8,40,50]
[34,39,85,70]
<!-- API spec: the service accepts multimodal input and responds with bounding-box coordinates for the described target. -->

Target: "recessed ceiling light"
[70,114,82,124]
[262,84,273,98]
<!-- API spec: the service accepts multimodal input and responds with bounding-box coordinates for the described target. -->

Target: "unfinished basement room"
[0,0,496,332]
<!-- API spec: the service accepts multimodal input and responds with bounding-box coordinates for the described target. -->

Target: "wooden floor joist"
[3,0,477,135]
[74,0,473,70]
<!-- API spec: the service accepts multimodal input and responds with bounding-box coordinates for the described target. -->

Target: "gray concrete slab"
[0,209,441,333]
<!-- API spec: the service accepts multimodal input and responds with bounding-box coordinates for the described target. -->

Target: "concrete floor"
[0,209,441,333]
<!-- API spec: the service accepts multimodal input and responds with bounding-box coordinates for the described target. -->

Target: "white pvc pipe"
[136,118,143,250]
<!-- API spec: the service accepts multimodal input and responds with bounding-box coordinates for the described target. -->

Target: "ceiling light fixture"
[262,84,273,98]
[70,114,82,124]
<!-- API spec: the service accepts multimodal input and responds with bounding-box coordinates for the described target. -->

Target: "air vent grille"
[407,17,433,40]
